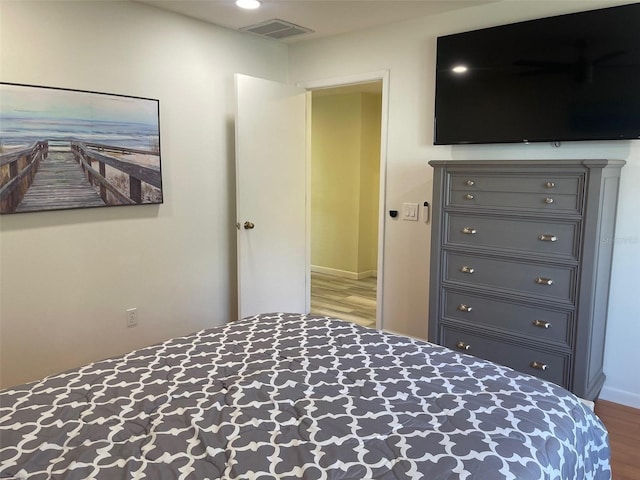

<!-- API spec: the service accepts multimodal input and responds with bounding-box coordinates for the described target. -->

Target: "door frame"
[299,70,390,330]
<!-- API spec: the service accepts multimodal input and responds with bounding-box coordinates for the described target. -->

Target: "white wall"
[289,0,640,408]
[0,0,288,387]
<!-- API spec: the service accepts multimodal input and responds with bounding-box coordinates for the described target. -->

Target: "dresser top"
[428,159,626,169]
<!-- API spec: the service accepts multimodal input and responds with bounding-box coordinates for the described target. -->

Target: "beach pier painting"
[0,83,162,214]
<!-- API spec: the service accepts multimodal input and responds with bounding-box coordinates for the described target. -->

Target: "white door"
[235,74,308,318]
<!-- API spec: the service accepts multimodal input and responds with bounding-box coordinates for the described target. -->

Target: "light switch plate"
[402,203,419,221]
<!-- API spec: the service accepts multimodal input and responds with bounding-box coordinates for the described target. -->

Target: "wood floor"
[310,272,376,328]
[595,400,640,480]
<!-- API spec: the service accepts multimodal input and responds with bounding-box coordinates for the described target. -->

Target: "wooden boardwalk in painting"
[1,139,162,214]
[15,148,105,212]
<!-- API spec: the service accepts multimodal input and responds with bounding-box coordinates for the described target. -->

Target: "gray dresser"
[428,159,625,400]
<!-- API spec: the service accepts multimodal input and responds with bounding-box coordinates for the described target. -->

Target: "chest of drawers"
[428,159,625,400]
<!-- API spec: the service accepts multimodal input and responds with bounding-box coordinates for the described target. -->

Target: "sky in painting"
[0,83,158,127]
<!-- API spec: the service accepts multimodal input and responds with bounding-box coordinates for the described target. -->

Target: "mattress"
[0,313,610,479]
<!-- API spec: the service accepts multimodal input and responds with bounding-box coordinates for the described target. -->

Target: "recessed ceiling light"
[236,0,261,9]
[452,65,468,74]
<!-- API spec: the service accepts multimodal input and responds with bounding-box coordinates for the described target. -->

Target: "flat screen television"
[434,3,640,145]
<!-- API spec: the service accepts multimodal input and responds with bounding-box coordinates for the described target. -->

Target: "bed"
[0,313,610,479]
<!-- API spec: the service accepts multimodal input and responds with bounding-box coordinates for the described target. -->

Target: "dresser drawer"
[446,213,580,259]
[443,289,572,346]
[450,174,581,194]
[448,190,581,213]
[441,326,570,387]
[444,252,576,303]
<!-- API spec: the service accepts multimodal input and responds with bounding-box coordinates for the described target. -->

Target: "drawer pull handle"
[533,319,551,329]
[538,234,557,242]
[535,277,554,286]
[464,194,474,200]
[460,265,475,274]
[544,197,554,204]
[545,182,556,188]
[456,341,471,351]
[466,180,475,186]
[457,304,473,312]
[462,227,477,235]
[530,361,548,371]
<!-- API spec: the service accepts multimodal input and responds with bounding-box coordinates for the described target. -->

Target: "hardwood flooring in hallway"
[310,272,377,328]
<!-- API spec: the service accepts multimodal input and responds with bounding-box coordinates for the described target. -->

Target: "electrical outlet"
[126,308,138,328]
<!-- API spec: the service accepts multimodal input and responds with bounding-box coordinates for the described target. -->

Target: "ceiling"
[135,0,500,43]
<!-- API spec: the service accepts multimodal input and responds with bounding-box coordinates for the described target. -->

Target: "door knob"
[243,221,255,230]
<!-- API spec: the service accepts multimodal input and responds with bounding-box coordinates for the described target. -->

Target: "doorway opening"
[307,79,385,329]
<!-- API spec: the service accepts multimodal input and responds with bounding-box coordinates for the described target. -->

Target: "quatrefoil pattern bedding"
[0,313,610,479]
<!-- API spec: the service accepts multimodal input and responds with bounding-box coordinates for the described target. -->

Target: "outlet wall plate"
[126,308,138,327]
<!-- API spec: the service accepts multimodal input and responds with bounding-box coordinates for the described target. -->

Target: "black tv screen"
[434,3,640,145]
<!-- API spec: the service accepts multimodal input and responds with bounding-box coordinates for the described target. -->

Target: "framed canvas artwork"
[0,82,162,214]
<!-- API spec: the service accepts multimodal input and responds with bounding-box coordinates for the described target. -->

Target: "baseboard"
[359,270,377,279]
[311,265,377,280]
[599,385,640,409]
[578,398,595,411]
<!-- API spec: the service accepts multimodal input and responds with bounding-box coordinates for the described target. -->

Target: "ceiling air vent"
[240,19,314,39]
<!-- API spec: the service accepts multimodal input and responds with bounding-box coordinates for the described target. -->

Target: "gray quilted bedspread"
[1,313,610,479]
